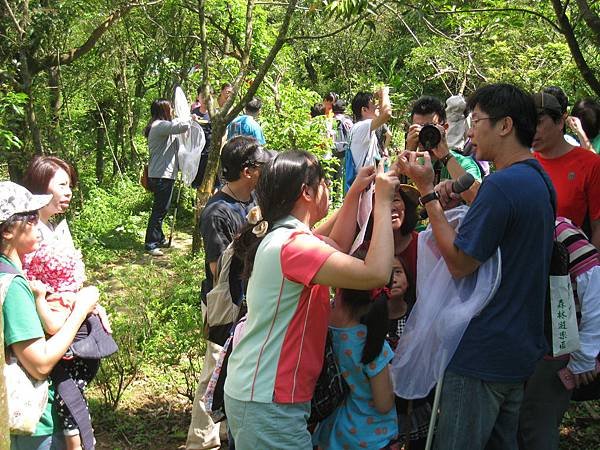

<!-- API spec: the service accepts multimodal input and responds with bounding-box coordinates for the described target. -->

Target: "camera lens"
[418,124,441,151]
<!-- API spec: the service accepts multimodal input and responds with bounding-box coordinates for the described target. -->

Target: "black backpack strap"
[513,159,557,217]
[51,362,95,450]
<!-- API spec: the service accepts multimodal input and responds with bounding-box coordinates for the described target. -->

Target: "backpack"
[343,134,370,195]
[333,118,351,157]
[204,243,244,346]
[0,262,50,435]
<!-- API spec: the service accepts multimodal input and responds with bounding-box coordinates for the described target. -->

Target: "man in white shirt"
[346,87,392,188]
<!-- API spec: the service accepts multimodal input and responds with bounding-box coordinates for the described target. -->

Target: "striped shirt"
[555,217,599,307]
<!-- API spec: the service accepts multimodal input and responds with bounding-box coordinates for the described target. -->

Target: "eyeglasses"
[14,211,39,225]
[471,117,500,127]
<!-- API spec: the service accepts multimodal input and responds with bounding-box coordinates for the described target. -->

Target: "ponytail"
[338,288,389,365]
[360,292,389,364]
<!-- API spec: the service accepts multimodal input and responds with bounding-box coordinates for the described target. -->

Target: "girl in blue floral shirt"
[314,288,398,449]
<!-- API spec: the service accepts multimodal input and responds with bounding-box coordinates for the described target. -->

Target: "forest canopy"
[1,0,599,181]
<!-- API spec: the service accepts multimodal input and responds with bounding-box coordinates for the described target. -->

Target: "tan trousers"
[186,341,228,449]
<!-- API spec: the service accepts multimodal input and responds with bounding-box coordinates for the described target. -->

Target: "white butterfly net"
[392,205,502,399]
[174,86,206,186]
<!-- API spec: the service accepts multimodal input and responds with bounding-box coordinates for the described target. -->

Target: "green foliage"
[70,177,205,407]
[70,177,150,266]
[0,87,27,169]
[260,81,343,198]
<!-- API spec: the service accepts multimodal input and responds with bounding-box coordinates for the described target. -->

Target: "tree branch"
[433,7,562,34]
[551,0,600,97]
[205,15,244,58]
[575,0,600,46]
[2,0,25,37]
[30,1,161,75]
[286,2,386,41]
[222,0,298,125]
[385,4,452,95]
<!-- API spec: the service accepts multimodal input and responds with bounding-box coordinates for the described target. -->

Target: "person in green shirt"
[405,96,482,205]
[0,181,98,450]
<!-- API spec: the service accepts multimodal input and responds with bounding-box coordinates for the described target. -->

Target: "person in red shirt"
[532,91,600,249]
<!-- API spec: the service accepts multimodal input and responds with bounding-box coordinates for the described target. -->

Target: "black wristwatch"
[419,191,440,206]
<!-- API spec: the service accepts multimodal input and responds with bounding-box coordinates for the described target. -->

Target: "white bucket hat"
[0,181,52,224]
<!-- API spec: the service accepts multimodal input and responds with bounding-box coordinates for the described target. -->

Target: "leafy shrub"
[70,177,151,266]
[260,82,343,200]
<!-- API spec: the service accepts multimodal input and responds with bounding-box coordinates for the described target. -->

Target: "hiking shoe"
[147,248,164,257]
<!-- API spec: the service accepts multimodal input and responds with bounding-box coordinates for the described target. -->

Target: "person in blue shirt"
[396,83,554,450]
[227,97,266,145]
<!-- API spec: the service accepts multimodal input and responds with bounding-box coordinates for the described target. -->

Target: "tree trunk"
[575,0,600,47]
[20,53,43,154]
[113,113,124,177]
[192,118,227,253]
[95,112,108,184]
[551,0,600,97]
[47,66,62,151]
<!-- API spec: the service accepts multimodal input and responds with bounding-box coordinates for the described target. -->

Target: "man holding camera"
[405,96,482,203]
[397,84,554,450]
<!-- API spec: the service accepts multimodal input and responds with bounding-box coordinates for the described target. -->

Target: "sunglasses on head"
[14,210,39,225]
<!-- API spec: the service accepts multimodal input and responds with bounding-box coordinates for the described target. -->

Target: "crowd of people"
[2,81,599,450]
[182,82,599,450]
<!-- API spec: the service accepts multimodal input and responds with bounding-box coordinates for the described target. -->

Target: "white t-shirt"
[349,119,379,169]
[347,119,379,254]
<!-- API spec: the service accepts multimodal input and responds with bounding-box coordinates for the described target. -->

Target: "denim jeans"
[518,358,571,450]
[11,434,66,450]
[434,370,524,450]
[144,177,175,250]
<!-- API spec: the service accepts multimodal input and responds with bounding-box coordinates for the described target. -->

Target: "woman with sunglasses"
[224,150,399,449]
[1,182,98,450]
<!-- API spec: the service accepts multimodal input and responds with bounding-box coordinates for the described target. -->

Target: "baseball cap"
[0,181,52,224]
[533,93,562,116]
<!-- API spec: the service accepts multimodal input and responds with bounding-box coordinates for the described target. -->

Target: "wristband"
[419,191,440,206]
[440,153,454,166]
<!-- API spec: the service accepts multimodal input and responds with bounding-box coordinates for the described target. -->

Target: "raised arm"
[313,164,398,289]
[315,166,376,252]
[396,151,481,278]
[370,87,392,133]
[152,119,190,136]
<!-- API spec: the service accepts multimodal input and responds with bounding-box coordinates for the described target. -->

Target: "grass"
[85,225,203,449]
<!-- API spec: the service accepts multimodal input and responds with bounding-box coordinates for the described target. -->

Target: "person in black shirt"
[186,136,275,450]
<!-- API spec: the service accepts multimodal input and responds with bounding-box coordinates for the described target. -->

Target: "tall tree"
[0,0,153,154]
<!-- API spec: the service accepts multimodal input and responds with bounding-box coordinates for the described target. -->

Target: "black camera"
[418,124,441,151]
